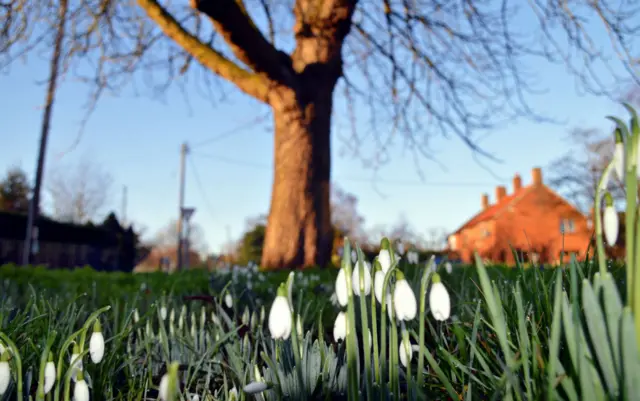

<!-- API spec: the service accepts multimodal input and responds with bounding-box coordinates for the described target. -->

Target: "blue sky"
[0,12,634,254]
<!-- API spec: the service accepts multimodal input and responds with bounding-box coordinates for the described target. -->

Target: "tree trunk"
[260,84,334,270]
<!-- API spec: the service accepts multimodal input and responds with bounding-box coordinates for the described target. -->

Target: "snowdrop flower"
[393,271,417,321]
[399,337,413,367]
[352,261,372,296]
[0,350,10,395]
[429,273,451,321]
[44,353,56,394]
[244,381,268,394]
[133,308,140,324]
[445,262,452,274]
[158,374,170,401]
[211,312,221,326]
[74,372,90,401]
[70,343,83,381]
[224,292,233,309]
[268,284,292,340]
[89,320,105,364]
[603,193,619,247]
[351,250,357,263]
[613,129,625,179]
[407,251,419,264]
[378,249,391,273]
[333,311,347,342]
[229,387,239,401]
[160,306,168,321]
[373,266,386,304]
[190,394,200,401]
[335,268,350,307]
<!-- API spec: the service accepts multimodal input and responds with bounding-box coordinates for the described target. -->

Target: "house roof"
[451,186,532,235]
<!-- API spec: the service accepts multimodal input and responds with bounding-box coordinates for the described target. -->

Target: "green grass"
[0,256,634,401]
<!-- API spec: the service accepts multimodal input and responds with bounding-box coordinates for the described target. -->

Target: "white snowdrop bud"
[0,351,10,395]
[73,373,90,401]
[603,193,619,247]
[160,306,168,321]
[90,320,105,364]
[225,292,233,309]
[374,269,386,304]
[333,311,347,342]
[378,249,391,273]
[429,274,451,321]
[399,337,413,367]
[268,284,292,340]
[352,261,372,296]
[614,131,625,180]
[335,268,350,307]
[243,381,268,394]
[43,353,56,395]
[393,271,417,321]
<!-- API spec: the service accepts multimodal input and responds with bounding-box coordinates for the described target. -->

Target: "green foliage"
[0,166,30,213]
[236,224,266,266]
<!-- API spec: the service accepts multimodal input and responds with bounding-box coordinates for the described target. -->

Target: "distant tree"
[46,157,114,223]
[331,184,366,242]
[547,128,625,213]
[0,166,31,213]
[236,223,266,266]
[153,219,209,256]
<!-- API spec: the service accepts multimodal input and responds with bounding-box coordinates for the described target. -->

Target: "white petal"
[69,353,83,382]
[603,206,619,247]
[244,381,268,394]
[225,293,233,308]
[89,332,105,364]
[378,250,391,273]
[268,296,292,340]
[158,374,169,401]
[44,361,56,394]
[399,338,413,367]
[397,243,405,255]
[0,361,10,395]
[352,262,372,296]
[335,268,350,306]
[374,271,385,304]
[73,379,90,401]
[351,250,357,263]
[160,307,168,321]
[333,312,347,342]
[429,282,451,321]
[229,387,238,401]
[190,394,200,401]
[445,262,452,274]
[393,280,417,321]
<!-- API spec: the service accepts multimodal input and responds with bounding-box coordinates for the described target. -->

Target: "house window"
[560,218,575,234]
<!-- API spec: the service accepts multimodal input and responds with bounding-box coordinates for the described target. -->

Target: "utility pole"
[176,142,188,271]
[121,185,128,226]
[22,0,69,266]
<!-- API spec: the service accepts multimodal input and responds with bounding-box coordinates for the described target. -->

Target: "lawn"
[0,251,633,401]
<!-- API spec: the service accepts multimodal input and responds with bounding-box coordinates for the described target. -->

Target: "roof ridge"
[451,186,532,234]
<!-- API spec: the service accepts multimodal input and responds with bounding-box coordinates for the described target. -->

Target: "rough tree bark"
[137,0,355,269]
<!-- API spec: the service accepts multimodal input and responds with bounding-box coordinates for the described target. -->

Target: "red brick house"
[447,167,593,265]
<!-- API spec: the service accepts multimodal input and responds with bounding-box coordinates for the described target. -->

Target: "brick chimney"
[513,174,522,191]
[496,186,507,202]
[532,167,543,186]
[481,193,489,210]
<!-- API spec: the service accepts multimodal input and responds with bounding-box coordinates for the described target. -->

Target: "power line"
[190,112,271,149]
[190,151,502,187]
[187,155,218,220]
